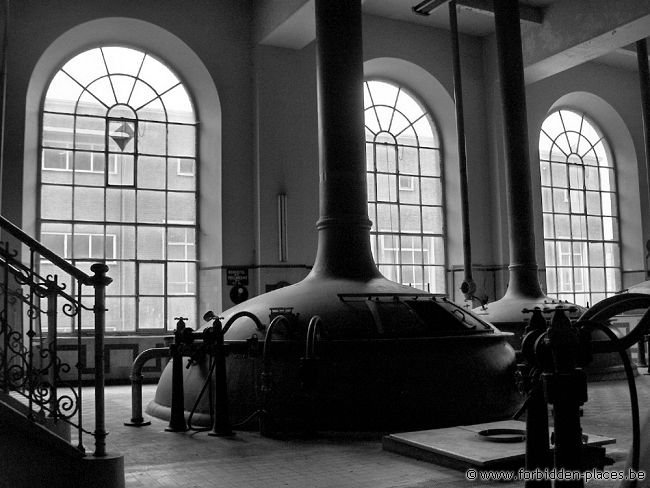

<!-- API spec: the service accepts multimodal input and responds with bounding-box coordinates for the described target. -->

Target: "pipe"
[310,0,380,281]
[448,0,475,301]
[579,293,650,353]
[493,0,544,300]
[260,315,289,436]
[584,321,639,488]
[636,39,650,280]
[222,310,265,335]
[124,347,169,427]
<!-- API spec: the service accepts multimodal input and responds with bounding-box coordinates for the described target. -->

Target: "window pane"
[399,205,421,233]
[544,241,556,267]
[376,174,397,202]
[168,262,196,294]
[606,268,621,292]
[375,141,396,173]
[553,189,569,213]
[419,149,440,177]
[139,121,166,155]
[107,261,135,296]
[44,71,84,113]
[398,146,419,175]
[588,243,604,267]
[590,268,605,292]
[161,84,195,123]
[423,236,445,264]
[168,193,196,224]
[167,297,197,329]
[367,173,376,201]
[137,190,166,223]
[106,189,136,222]
[137,227,165,260]
[376,204,399,232]
[74,187,105,221]
[75,116,106,150]
[168,124,196,157]
[108,154,135,186]
[587,216,603,240]
[43,113,74,148]
[422,206,443,234]
[551,163,567,187]
[106,297,136,332]
[420,178,442,205]
[139,263,164,295]
[138,156,166,189]
[543,214,555,238]
[139,296,165,329]
[41,185,72,220]
[108,225,135,259]
[604,243,620,267]
[585,191,601,214]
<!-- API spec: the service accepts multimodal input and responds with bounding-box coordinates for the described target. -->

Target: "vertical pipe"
[448,0,475,300]
[91,263,111,457]
[636,39,650,280]
[493,0,544,299]
[278,193,288,263]
[310,0,380,280]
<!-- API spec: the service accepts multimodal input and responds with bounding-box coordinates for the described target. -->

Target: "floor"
[93,370,650,488]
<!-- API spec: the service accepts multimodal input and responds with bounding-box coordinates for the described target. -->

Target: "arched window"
[39,46,198,333]
[539,109,621,307]
[364,80,445,293]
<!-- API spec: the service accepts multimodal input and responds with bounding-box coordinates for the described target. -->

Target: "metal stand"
[166,318,189,432]
[208,317,233,437]
[519,308,551,488]
[542,309,587,488]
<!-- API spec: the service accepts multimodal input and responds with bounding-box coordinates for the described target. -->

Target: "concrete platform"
[382,419,616,470]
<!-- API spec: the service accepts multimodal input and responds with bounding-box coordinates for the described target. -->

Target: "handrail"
[0,213,114,460]
[0,215,91,284]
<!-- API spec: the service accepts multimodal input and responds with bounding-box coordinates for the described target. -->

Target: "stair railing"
[0,214,111,457]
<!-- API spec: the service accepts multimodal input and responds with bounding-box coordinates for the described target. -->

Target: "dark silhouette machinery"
[144,0,521,434]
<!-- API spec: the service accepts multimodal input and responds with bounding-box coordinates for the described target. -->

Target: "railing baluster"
[46,275,58,419]
[2,241,8,393]
[27,249,35,419]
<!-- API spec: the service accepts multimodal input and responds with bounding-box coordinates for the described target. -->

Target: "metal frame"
[364,79,446,293]
[38,46,199,334]
[539,109,622,307]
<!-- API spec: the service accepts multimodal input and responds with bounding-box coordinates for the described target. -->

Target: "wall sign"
[226,268,249,286]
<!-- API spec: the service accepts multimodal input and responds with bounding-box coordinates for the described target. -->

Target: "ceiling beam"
[413,0,543,24]
[522,0,650,84]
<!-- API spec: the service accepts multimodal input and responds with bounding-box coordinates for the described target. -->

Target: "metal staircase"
[0,214,124,488]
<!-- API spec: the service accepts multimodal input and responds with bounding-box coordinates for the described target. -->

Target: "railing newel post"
[89,263,112,458]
